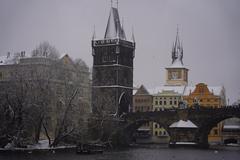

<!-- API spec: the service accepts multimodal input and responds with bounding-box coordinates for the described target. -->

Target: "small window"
[164,101,166,105]
[155,124,158,128]
[159,101,162,105]
[170,101,172,105]
[174,101,177,105]
[0,72,3,79]
[155,131,158,136]
[159,131,162,136]
[155,101,158,105]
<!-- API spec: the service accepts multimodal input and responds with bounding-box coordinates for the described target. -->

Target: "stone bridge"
[98,105,240,148]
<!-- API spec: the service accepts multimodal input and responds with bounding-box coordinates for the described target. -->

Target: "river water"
[0,145,239,160]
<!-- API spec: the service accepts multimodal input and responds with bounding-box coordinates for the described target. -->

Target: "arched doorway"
[118,92,130,116]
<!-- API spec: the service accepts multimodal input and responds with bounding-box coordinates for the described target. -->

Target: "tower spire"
[171,26,183,66]
[104,3,126,40]
[131,27,135,43]
[92,25,96,40]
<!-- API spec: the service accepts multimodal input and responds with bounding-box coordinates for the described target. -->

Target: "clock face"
[171,72,178,80]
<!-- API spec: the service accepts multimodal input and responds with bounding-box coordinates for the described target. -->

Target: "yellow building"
[184,83,226,144]
[152,90,182,139]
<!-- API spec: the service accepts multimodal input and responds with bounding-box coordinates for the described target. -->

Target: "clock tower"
[92,6,136,115]
[166,29,188,86]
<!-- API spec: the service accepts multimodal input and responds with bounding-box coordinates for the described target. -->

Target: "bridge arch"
[121,118,171,144]
[195,110,240,146]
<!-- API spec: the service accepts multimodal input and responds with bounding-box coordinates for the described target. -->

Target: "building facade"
[133,85,153,138]
[0,52,91,144]
[184,83,226,143]
[91,6,135,116]
[152,90,182,139]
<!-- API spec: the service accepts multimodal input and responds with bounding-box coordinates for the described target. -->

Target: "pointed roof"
[170,27,184,68]
[104,7,126,40]
[135,85,150,95]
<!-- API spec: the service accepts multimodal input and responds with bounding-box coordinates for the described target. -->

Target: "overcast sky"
[0,0,239,103]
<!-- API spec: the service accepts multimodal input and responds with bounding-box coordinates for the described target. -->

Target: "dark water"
[0,146,239,160]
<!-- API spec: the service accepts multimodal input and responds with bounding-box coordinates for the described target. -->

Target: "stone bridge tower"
[91,6,135,116]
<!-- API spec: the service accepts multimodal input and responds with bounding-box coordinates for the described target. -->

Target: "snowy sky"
[0,0,240,103]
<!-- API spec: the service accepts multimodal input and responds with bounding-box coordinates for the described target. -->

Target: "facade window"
[164,101,166,105]
[170,101,172,105]
[159,101,162,105]
[155,131,158,136]
[174,101,177,105]
[0,72,3,79]
[214,129,218,135]
[155,101,158,105]
[155,124,158,128]
[159,131,162,136]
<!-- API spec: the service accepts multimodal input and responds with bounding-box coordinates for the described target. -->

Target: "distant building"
[183,83,226,144]
[133,28,228,144]
[133,85,153,138]
[0,52,91,143]
[152,90,182,139]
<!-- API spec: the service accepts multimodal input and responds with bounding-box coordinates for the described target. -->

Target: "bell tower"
[166,28,188,86]
[91,6,136,115]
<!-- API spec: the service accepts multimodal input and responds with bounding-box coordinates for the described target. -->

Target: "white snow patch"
[175,142,196,145]
[223,125,240,130]
[169,120,198,128]
[27,140,50,149]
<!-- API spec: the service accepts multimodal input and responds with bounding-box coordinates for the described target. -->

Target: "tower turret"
[92,6,135,116]
[166,28,188,86]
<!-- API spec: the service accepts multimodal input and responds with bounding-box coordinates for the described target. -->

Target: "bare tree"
[31,41,60,60]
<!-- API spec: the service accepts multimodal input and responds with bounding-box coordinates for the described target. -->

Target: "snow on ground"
[27,140,50,149]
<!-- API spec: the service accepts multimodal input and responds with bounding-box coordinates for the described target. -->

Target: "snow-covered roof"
[166,60,188,69]
[149,85,186,95]
[169,120,198,128]
[223,125,240,130]
[148,85,223,96]
[0,53,24,65]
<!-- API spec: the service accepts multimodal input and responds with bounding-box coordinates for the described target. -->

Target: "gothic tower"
[91,6,135,115]
[166,29,188,86]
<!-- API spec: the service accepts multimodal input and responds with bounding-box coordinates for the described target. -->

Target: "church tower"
[166,29,188,86]
[91,6,136,115]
